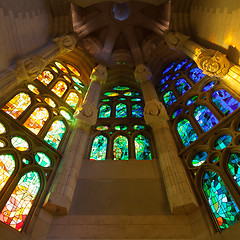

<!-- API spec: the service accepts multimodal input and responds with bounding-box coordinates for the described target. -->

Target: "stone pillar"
[43,64,107,215]
[0,34,77,98]
[134,64,198,214]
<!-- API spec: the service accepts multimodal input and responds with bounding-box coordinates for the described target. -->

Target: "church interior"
[0,0,240,239]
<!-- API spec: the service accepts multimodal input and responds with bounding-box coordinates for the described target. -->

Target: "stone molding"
[134,64,152,84]
[54,34,78,55]
[90,64,108,84]
[164,30,189,50]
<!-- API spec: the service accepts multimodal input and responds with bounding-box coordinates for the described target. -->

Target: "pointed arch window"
[175,79,191,95]
[37,70,54,85]
[189,68,206,82]
[116,103,127,118]
[99,104,111,118]
[51,81,68,97]
[113,135,128,160]
[228,153,240,188]
[2,93,31,119]
[134,135,152,160]
[65,92,79,109]
[23,107,49,134]
[202,171,240,230]
[90,135,108,161]
[194,105,219,132]
[163,91,177,107]
[132,104,144,118]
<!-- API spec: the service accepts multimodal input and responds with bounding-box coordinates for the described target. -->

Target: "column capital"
[54,34,78,55]
[164,31,190,50]
[195,49,231,77]
[134,64,152,84]
[90,64,108,85]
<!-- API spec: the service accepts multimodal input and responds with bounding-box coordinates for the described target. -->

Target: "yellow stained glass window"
[55,62,68,74]
[27,84,40,94]
[0,122,6,134]
[67,64,80,76]
[63,75,71,83]
[37,70,54,86]
[66,92,79,108]
[51,81,68,97]
[44,97,56,108]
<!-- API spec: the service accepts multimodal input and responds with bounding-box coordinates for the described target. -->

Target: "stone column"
[134,64,198,214]
[43,65,107,215]
[0,34,77,98]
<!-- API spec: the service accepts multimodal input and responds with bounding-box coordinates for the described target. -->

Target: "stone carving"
[195,49,230,77]
[90,64,108,84]
[54,34,78,55]
[165,31,189,50]
[134,64,152,84]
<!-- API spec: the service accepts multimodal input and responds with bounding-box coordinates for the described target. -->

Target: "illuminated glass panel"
[99,105,111,118]
[116,103,127,118]
[131,98,142,102]
[35,152,51,167]
[174,58,188,71]
[0,140,5,147]
[90,135,107,161]
[177,119,198,147]
[134,135,152,160]
[0,171,40,231]
[0,122,6,134]
[44,97,56,108]
[113,86,130,91]
[50,66,58,73]
[71,77,84,88]
[184,62,193,70]
[117,98,126,101]
[194,105,219,132]
[51,81,68,97]
[202,171,240,230]
[212,90,240,116]
[67,64,80,76]
[37,70,54,85]
[22,158,30,164]
[60,110,71,120]
[114,125,127,130]
[66,92,79,108]
[203,81,215,92]
[23,107,49,134]
[2,93,31,119]
[228,153,240,188]
[159,74,171,86]
[96,126,109,131]
[104,92,119,97]
[63,76,71,83]
[74,86,83,94]
[192,151,207,167]
[11,137,29,151]
[44,120,66,149]
[187,96,198,105]
[102,99,110,102]
[132,104,143,117]
[55,62,68,74]
[160,84,168,92]
[124,92,140,97]
[189,68,206,82]
[172,73,180,81]
[133,125,146,130]
[163,62,175,74]
[214,135,232,150]
[212,156,220,163]
[113,135,128,160]
[172,109,182,119]
[0,154,15,191]
[163,91,177,107]
[175,79,191,95]
[27,85,40,94]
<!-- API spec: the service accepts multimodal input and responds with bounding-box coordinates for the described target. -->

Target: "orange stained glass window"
[23,107,49,134]
[66,92,79,108]
[37,70,54,86]
[51,81,68,97]
[55,62,68,74]
[63,75,71,83]
[67,64,80,76]
[0,171,40,231]
[2,93,31,119]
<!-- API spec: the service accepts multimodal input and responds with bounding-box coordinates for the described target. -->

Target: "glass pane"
[66,92,79,109]
[71,77,84,88]
[159,75,170,86]
[163,91,177,107]
[132,104,143,117]
[11,137,29,151]
[177,119,198,147]
[192,151,207,167]
[60,110,72,120]
[114,125,127,130]
[184,62,193,70]
[131,98,142,102]
[160,84,168,92]
[134,135,152,160]
[50,66,58,73]
[172,109,182,119]
[202,171,240,230]
[123,92,140,97]
[189,68,206,82]
[44,97,56,108]
[187,96,198,105]
[0,171,40,231]
[172,73,180,81]
[2,93,31,119]
[113,135,128,160]
[163,62,175,74]
[37,70,54,85]
[194,105,219,132]
[96,126,109,131]
[116,103,127,118]
[174,59,188,71]
[27,84,40,94]
[228,153,240,188]
[35,152,51,167]
[0,140,5,147]
[202,81,215,92]
[90,135,107,161]
[99,105,111,118]
[51,81,68,97]
[63,75,71,83]
[104,92,119,97]
[0,122,6,134]
[67,64,80,76]
[113,86,130,91]
[55,62,68,74]
[44,120,66,149]
[175,79,191,95]
[214,135,232,150]
[23,107,49,134]
[133,125,146,130]
[74,86,83,94]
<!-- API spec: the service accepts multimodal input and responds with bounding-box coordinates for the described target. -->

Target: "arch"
[132,104,144,118]
[65,92,79,109]
[2,93,31,119]
[189,67,206,82]
[134,134,152,160]
[99,104,111,118]
[113,135,128,160]
[194,105,219,132]
[228,153,240,188]
[51,81,68,97]
[163,91,177,107]
[202,171,240,230]
[23,107,49,134]
[175,79,191,95]
[90,135,108,161]
[115,103,127,118]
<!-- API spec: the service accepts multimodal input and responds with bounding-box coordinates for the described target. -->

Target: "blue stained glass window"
[172,109,182,119]
[175,79,191,95]
[212,90,240,116]
[132,104,144,118]
[160,84,168,92]
[214,135,232,150]
[159,75,171,86]
[163,91,177,107]
[113,135,128,160]
[99,104,111,118]
[116,103,127,118]
[184,62,193,70]
[203,81,215,92]
[228,153,240,188]
[189,68,206,82]
[90,135,107,161]
[163,62,175,74]
[194,105,219,132]
[177,119,198,147]
[134,135,152,160]
[202,171,240,230]
[172,73,180,81]
[174,59,188,71]
[192,151,208,167]
[187,96,198,105]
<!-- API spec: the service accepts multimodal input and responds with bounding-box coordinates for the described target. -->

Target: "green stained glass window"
[187,96,198,105]
[11,137,29,151]
[175,79,191,95]
[60,110,72,120]
[214,135,232,150]
[228,153,240,189]
[44,120,66,149]
[0,122,6,134]
[113,86,130,91]
[131,98,142,102]
[117,98,126,101]
[134,135,152,160]
[172,109,182,119]
[163,91,177,107]
[96,126,109,131]
[71,77,84,88]
[102,99,110,102]
[90,135,107,161]
[35,152,51,167]
[133,125,146,130]
[99,104,111,118]
[124,91,140,97]
[202,171,240,230]
[74,86,83,94]
[132,104,144,118]
[192,151,207,167]
[113,135,128,160]
[104,92,119,97]
[22,158,30,164]
[115,125,128,130]
[212,156,220,163]
[116,103,127,118]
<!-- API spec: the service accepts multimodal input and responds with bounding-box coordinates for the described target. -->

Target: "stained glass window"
[203,81,215,92]
[60,110,72,120]
[104,92,119,97]
[131,98,142,102]
[187,96,198,105]
[0,140,5,148]
[212,90,240,116]
[177,119,198,147]
[212,156,220,163]
[163,91,177,107]
[11,137,29,151]
[96,126,109,131]
[192,151,207,167]
[44,97,56,108]
[2,93,31,119]
[172,109,182,119]
[23,107,49,134]
[71,77,84,88]
[202,171,240,230]
[134,135,152,160]
[55,62,68,74]
[63,76,71,83]
[66,92,79,109]
[124,92,140,97]
[0,171,40,231]
[51,81,68,97]
[160,84,168,92]
[27,85,40,94]
[194,105,219,132]
[214,135,232,150]
[35,152,51,167]
[113,135,128,160]
[0,122,6,134]
[116,103,127,118]
[174,59,188,71]
[189,68,206,82]
[0,154,15,191]
[37,70,54,85]
[132,104,143,118]
[50,66,58,73]
[90,135,107,161]
[163,62,175,74]
[184,62,193,70]
[67,64,80,76]
[159,75,170,86]
[99,105,111,118]
[172,73,180,81]
[133,125,146,130]
[113,86,130,91]
[175,79,191,95]
[228,153,240,188]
